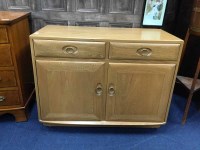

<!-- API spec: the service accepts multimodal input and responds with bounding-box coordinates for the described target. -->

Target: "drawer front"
[0,71,17,88]
[0,90,20,106]
[0,44,13,66]
[109,42,180,60]
[0,27,9,44]
[34,40,106,59]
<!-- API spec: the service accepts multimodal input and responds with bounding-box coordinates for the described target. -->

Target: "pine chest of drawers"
[0,11,34,122]
[30,26,183,127]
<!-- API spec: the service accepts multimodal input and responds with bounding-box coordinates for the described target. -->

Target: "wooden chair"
[177,28,200,124]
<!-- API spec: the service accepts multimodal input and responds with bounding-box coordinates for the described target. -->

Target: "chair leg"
[182,91,195,124]
[182,58,200,124]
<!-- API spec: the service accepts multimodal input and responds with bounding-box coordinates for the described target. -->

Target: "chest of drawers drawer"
[0,71,17,88]
[33,40,106,59]
[0,90,20,106]
[109,42,180,60]
[0,44,13,66]
[0,27,9,44]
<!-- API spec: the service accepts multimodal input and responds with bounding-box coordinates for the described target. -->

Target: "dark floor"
[0,93,200,150]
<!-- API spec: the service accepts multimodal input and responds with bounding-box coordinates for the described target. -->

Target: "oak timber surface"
[34,40,106,59]
[109,42,180,60]
[0,11,30,25]
[30,25,183,43]
[36,60,106,121]
[30,26,183,127]
[106,63,176,122]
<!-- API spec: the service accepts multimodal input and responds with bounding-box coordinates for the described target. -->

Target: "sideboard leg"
[13,109,28,122]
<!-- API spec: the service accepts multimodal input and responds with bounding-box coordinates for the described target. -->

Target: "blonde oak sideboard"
[30,25,183,127]
[0,11,34,122]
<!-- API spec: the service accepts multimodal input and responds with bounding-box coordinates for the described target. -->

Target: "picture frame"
[142,0,168,27]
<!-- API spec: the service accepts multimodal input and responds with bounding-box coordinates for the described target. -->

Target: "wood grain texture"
[30,25,183,43]
[0,11,34,122]
[30,26,183,127]
[0,44,13,66]
[109,0,134,14]
[41,120,165,127]
[0,90,20,106]
[0,71,17,88]
[36,60,106,121]
[0,11,30,25]
[0,27,8,43]
[12,109,28,122]
[6,0,31,10]
[76,0,100,12]
[0,108,28,122]
[34,40,106,59]
[109,42,180,61]
[41,0,66,11]
[106,63,176,122]
[0,0,179,32]
[0,89,35,122]
[8,17,34,105]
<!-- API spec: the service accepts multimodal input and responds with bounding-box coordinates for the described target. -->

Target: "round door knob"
[108,84,115,96]
[95,83,103,96]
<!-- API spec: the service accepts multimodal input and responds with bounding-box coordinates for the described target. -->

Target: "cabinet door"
[106,63,176,122]
[36,60,105,121]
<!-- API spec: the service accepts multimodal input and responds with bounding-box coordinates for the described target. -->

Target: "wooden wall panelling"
[2,0,34,10]
[75,0,101,12]
[75,22,100,27]
[108,0,135,14]
[0,0,145,31]
[0,1,4,10]
[0,0,180,32]
[41,0,67,11]
[109,22,133,28]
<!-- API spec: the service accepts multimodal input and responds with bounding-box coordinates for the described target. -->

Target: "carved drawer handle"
[62,46,78,54]
[0,96,5,102]
[95,83,103,96]
[137,48,152,57]
[108,84,115,96]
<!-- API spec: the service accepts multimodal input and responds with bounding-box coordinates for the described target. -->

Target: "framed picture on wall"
[142,0,168,27]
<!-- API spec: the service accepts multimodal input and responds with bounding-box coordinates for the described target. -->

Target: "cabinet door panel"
[36,60,105,121]
[106,63,176,122]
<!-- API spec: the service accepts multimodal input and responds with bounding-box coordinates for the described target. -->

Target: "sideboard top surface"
[30,25,183,43]
[0,11,30,25]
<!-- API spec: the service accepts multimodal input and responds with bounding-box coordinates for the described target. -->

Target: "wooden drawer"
[0,27,9,44]
[0,71,17,88]
[109,42,180,60]
[34,40,106,59]
[0,90,20,106]
[0,44,13,66]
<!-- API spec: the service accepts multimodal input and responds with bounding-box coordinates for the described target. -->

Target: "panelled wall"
[0,0,178,32]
